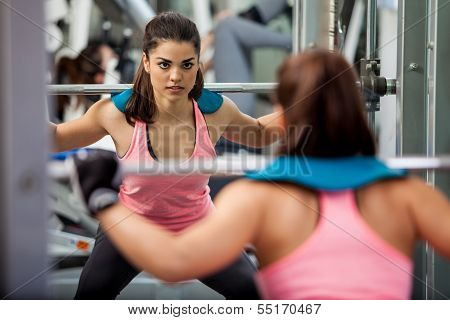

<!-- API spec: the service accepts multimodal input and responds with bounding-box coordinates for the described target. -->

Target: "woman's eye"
[183,63,193,69]
[158,62,170,69]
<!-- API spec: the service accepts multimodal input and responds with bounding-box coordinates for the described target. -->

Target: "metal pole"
[366,0,377,133]
[344,0,366,62]
[191,0,212,36]
[300,0,333,50]
[121,0,155,32]
[366,0,377,60]
[425,0,438,300]
[396,0,433,299]
[329,0,337,50]
[292,0,301,54]
[395,0,404,157]
[0,0,48,298]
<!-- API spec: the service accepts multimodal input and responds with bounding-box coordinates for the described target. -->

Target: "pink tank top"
[255,190,413,299]
[118,99,216,232]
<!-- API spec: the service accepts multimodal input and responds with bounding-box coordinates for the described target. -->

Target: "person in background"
[202,0,291,154]
[203,0,291,117]
[54,42,117,121]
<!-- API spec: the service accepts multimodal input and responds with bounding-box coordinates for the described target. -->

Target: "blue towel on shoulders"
[245,156,407,190]
[111,88,223,114]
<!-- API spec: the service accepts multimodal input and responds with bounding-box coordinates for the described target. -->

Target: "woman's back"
[252,178,424,299]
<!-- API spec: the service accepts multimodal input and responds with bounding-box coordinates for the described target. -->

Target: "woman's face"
[143,40,199,102]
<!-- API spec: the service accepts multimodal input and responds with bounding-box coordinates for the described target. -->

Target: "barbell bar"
[47,83,277,95]
[47,80,397,96]
[48,155,450,180]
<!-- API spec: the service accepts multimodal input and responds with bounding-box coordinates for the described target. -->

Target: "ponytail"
[124,61,157,125]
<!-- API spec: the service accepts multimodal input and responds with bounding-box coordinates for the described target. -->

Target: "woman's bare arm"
[408,177,450,257]
[219,96,284,148]
[51,99,113,152]
[98,180,264,282]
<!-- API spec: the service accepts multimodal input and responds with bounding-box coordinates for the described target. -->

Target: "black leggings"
[75,228,260,300]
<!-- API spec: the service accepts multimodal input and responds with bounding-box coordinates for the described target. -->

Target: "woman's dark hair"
[125,11,204,125]
[276,49,376,157]
[55,43,105,119]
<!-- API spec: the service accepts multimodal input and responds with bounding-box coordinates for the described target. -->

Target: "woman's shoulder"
[391,176,445,199]
[371,176,425,191]
[89,97,126,125]
[202,95,240,126]
[362,175,431,206]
